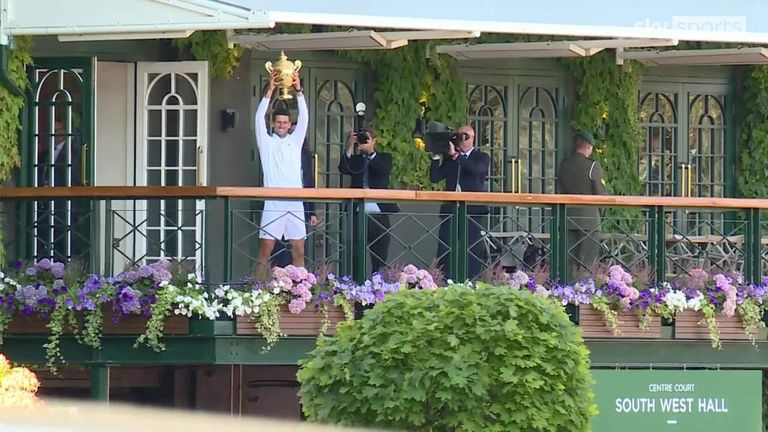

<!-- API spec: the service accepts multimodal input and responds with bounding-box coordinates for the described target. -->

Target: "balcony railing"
[2,186,768,285]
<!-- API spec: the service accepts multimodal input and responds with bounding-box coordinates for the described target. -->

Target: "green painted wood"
[90,365,109,401]
[4,334,768,367]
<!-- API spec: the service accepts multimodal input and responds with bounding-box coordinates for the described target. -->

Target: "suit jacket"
[37,144,82,187]
[429,149,491,215]
[300,148,316,217]
[557,153,607,231]
[338,152,400,213]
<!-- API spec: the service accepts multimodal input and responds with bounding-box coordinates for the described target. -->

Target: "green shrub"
[297,285,597,431]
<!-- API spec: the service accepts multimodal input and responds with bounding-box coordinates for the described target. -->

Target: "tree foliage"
[298,285,596,431]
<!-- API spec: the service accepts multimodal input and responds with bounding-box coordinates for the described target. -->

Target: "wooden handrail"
[3,186,768,209]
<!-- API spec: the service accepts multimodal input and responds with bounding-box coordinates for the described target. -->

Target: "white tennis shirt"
[255,94,308,190]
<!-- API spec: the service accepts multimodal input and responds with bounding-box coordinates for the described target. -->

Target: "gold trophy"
[265,50,302,100]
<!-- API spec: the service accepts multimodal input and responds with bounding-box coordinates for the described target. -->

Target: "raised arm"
[255,73,278,148]
[290,71,309,142]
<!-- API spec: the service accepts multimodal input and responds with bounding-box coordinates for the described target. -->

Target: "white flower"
[686,293,702,311]
[664,290,687,313]
[159,280,169,287]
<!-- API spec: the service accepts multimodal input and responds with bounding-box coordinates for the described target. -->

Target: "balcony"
[2,186,768,370]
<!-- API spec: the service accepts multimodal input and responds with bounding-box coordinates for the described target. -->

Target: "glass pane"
[182,140,197,168]
[147,169,161,186]
[163,229,179,257]
[182,229,197,258]
[146,229,161,258]
[175,73,198,105]
[165,170,179,186]
[148,74,171,105]
[165,110,180,137]
[182,199,197,227]
[165,139,179,168]
[148,200,161,228]
[147,139,162,168]
[183,110,197,138]
[147,110,163,138]
[182,170,196,187]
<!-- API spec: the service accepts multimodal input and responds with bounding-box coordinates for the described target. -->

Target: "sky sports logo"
[634,16,746,32]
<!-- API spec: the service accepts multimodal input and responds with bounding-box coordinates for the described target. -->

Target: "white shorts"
[259,200,307,241]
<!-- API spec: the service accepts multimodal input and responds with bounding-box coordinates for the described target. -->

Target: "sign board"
[592,370,762,431]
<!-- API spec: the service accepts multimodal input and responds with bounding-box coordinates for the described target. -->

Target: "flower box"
[578,305,662,338]
[236,304,347,336]
[5,306,189,336]
[673,310,751,341]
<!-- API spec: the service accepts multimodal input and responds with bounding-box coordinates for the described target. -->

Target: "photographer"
[429,125,490,280]
[339,128,399,273]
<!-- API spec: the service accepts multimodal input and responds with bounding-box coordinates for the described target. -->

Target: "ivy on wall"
[564,52,644,231]
[0,37,32,182]
[0,37,33,265]
[738,65,768,199]
[172,31,244,79]
[338,42,467,190]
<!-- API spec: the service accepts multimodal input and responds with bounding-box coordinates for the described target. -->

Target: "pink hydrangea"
[288,298,307,314]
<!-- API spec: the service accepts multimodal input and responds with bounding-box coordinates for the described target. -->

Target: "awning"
[617,47,768,65]
[232,30,480,51]
[436,38,678,59]
[222,0,768,44]
[4,0,768,45]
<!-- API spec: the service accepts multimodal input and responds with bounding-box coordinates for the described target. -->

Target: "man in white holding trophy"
[254,65,308,272]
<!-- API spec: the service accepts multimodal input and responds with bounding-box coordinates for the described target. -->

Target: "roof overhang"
[0,0,271,43]
[436,38,678,59]
[232,30,480,51]
[617,47,768,66]
[4,0,768,45]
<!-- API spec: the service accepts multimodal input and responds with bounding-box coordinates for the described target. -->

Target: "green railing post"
[449,204,458,280]
[648,206,666,283]
[104,200,113,276]
[89,198,100,274]
[745,208,761,284]
[223,197,232,282]
[550,204,567,283]
[456,202,468,283]
[90,365,110,401]
[353,199,367,283]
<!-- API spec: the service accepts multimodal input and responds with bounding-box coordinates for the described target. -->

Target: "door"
[136,61,209,273]
[639,81,733,275]
[465,73,566,271]
[25,57,95,265]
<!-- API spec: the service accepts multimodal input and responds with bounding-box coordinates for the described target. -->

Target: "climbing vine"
[338,42,466,189]
[564,52,644,231]
[738,65,768,199]
[0,36,33,265]
[172,31,244,79]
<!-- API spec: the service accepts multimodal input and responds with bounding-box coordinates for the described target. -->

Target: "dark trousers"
[436,213,486,281]
[353,213,391,274]
[567,229,600,282]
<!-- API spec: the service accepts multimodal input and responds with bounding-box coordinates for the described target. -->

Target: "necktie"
[362,155,370,189]
[456,153,467,192]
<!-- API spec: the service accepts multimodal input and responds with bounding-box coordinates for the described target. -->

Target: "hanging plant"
[172,31,244,79]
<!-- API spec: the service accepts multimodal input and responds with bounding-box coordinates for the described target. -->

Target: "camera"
[425,131,468,154]
[355,130,370,145]
[449,132,468,145]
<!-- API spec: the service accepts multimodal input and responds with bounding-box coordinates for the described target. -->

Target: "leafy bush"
[298,285,597,431]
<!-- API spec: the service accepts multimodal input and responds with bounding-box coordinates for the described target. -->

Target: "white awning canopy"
[617,47,768,66]
[232,30,480,51]
[3,0,768,45]
[436,38,678,59]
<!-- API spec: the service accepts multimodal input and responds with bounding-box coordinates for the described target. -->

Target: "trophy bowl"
[265,50,302,100]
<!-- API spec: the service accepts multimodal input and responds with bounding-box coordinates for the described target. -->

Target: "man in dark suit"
[36,120,83,262]
[270,132,318,268]
[557,131,607,281]
[339,128,399,273]
[429,125,490,280]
